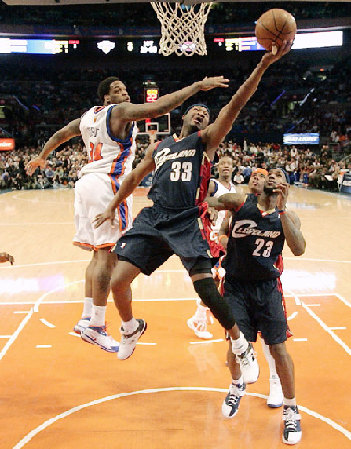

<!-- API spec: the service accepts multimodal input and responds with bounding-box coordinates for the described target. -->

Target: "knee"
[110,268,129,294]
[270,343,288,361]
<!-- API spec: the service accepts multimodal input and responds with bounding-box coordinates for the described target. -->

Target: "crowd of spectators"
[1,138,349,193]
[0,142,87,190]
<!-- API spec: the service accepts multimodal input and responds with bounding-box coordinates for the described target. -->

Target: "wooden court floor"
[0,186,351,449]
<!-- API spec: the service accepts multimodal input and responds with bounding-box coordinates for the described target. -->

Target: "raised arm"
[94,143,157,228]
[275,183,306,256]
[26,118,81,175]
[201,41,292,156]
[112,76,229,122]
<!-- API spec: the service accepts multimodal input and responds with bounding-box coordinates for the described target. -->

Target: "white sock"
[89,305,106,327]
[121,318,139,333]
[283,397,297,407]
[82,297,93,318]
[231,332,249,355]
[260,339,280,380]
[194,303,208,320]
[231,375,244,386]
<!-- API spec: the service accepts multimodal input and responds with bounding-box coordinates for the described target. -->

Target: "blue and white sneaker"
[282,405,302,444]
[81,326,119,353]
[221,382,246,418]
[73,317,90,335]
[267,377,283,408]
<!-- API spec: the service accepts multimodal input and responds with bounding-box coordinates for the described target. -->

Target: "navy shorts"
[223,276,287,345]
[114,205,211,276]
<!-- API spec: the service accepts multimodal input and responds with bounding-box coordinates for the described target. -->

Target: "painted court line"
[306,304,321,307]
[0,308,34,361]
[36,345,52,349]
[12,387,351,449]
[287,312,298,321]
[334,293,351,308]
[13,311,31,314]
[293,338,308,342]
[301,301,351,356]
[190,339,224,345]
[136,342,157,346]
[39,319,56,328]
[0,335,12,339]
[329,327,346,331]
[68,332,80,338]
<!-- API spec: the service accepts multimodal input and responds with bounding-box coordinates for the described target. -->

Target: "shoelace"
[284,408,300,431]
[238,346,256,366]
[227,393,240,406]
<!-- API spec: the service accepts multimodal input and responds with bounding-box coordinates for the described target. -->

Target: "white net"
[151,1,212,57]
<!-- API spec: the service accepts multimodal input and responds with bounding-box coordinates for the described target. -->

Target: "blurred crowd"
[2,138,349,193]
[0,143,87,190]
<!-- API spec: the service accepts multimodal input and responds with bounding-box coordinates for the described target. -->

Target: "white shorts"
[73,173,133,251]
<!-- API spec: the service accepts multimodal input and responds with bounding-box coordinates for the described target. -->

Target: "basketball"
[255,9,297,52]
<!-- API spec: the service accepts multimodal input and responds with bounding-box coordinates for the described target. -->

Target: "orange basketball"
[255,9,297,52]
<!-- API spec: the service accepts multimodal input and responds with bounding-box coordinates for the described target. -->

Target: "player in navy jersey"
[26,75,229,353]
[94,42,292,379]
[208,168,306,445]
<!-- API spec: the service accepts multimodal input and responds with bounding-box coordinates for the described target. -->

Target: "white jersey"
[80,105,137,185]
[210,178,236,236]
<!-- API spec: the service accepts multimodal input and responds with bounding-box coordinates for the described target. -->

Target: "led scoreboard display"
[0,38,79,54]
[144,88,159,103]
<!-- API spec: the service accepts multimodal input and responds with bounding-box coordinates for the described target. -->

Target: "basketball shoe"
[118,319,147,360]
[235,343,259,384]
[81,326,119,353]
[73,317,90,335]
[187,316,213,339]
[222,382,246,418]
[282,405,302,444]
[267,376,283,408]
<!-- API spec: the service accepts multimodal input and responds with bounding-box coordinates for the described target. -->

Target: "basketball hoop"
[151,1,213,56]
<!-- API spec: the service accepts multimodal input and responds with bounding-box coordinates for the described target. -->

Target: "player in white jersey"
[26,75,231,353]
[187,153,236,339]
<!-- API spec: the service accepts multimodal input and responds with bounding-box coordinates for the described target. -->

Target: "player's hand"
[262,39,293,65]
[207,206,218,224]
[199,76,229,91]
[93,206,116,229]
[0,252,14,265]
[273,182,289,210]
[26,157,46,176]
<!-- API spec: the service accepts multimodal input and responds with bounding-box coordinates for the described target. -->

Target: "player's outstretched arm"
[207,192,245,211]
[26,118,81,176]
[201,41,292,156]
[112,76,229,122]
[94,143,157,228]
[0,252,14,265]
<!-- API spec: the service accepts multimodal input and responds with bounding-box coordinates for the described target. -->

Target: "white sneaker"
[73,317,90,335]
[282,405,302,444]
[235,343,259,384]
[118,319,147,360]
[187,316,213,339]
[267,377,283,408]
[221,382,246,418]
[81,326,119,353]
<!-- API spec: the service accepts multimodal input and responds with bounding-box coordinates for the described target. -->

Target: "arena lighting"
[97,40,115,54]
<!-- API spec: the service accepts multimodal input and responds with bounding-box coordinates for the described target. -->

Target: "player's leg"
[81,249,120,353]
[73,253,96,334]
[112,209,174,360]
[260,280,301,445]
[221,340,246,418]
[260,338,283,408]
[188,263,259,385]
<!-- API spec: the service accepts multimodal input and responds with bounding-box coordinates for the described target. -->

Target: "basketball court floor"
[1,185,351,448]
